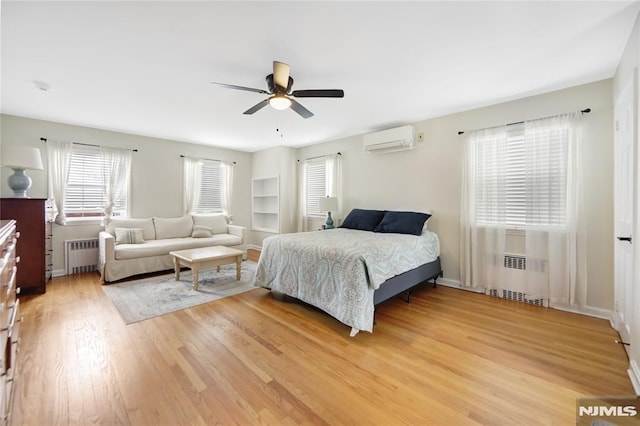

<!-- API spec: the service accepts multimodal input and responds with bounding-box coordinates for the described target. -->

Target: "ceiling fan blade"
[289,99,314,119]
[211,82,270,95]
[243,99,270,115]
[273,61,290,89]
[291,89,344,98]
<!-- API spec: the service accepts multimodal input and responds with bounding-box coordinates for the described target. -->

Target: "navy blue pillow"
[340,209,386,232]
[374,211,431,236]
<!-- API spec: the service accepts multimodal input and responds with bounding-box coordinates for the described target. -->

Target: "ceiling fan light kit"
[269,95,292,110]
[211,61,344,119]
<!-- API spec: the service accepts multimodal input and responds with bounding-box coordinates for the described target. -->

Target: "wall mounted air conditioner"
[363,125,415,154]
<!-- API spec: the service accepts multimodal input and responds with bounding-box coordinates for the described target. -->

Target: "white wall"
[297,79,614,313]
[613,10,640,394]
[0,114,252,274]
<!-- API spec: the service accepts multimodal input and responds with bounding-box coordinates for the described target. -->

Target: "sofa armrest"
[99,231,116,263]
[98,231,116,282]
[227,224,246,244]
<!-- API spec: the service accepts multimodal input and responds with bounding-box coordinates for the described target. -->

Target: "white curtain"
[297,160,305,232]
[183,156,202,215]
[101,146,132,225]
[46,140,72,225]
[222,161,234,221]
[524,113,586,306]
[460,113,586,307]
[325,153,343,223]
[460,125,508,290]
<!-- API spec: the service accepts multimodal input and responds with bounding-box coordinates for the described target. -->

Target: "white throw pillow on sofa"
[191,225,213,238]
[106,218,156,240]
[192,214,227,234]
[114,228,145,245]
[154,216,194,239]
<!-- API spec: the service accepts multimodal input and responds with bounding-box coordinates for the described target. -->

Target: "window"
[183,156,232,215]
[304,158,327,217]
[64,144,129,218]
[300,153,341,230]
[192,160,227,213]
[471,121,569,229]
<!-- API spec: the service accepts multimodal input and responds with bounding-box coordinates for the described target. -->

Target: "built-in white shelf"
[251,176,279,233]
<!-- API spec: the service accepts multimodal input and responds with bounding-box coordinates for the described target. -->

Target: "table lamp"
[318,196,338,229]
[3,146,44,198]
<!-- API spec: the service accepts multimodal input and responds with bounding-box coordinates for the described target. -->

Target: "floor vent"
[65,238,99,275]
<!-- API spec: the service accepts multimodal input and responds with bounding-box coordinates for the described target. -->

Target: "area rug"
[102,261,258,324]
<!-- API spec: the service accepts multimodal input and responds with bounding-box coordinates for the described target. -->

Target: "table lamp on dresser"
[2,146,44,198]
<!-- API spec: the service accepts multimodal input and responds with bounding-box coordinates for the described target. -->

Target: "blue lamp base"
[325,212,334,229]
[7,168,32,198]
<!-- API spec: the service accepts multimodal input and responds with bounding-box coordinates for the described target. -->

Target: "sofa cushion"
[154,216,193,239]
[106,218,155,240]
[192,214,228,234]
[114,228,145,245]
[192,225,213,238]
[114,234,242,260]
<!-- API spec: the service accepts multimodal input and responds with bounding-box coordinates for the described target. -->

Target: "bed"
[253,209,442,336]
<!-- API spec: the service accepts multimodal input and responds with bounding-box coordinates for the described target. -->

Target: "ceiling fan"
[210,61,344,119]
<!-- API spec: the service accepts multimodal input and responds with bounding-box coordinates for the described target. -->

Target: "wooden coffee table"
[169,246,245,290]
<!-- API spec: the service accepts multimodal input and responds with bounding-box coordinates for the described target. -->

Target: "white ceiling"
[2,1,639,152]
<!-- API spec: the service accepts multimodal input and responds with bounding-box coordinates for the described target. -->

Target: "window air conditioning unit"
[363,125,415,154]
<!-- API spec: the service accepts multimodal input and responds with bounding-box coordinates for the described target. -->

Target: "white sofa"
[99,214,246,282]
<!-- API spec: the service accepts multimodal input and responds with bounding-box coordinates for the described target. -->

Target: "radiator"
[65,238,99,275]
[489,254,548,307]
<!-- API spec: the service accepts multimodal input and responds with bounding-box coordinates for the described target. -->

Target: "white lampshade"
[3,146,44,170]
[319,196,338,212]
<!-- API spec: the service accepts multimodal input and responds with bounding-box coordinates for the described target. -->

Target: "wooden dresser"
[0,199,51,294]
[0,220,21,424]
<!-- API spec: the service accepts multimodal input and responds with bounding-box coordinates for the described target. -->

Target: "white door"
[613,76,635,351]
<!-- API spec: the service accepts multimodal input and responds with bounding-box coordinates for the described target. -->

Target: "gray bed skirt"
[373,257,442,306]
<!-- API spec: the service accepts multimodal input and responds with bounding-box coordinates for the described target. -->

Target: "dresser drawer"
[0,268,16,336]
[5,299,20,380]
[3,297,21,425]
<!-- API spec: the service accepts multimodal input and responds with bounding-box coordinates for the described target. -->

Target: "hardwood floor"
[11,270,633,425]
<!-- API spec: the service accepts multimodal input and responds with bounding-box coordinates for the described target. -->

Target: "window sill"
[474,225,566,235]
[54,217,104,227]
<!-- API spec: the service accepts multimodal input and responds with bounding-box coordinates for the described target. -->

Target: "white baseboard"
[550,303,613,321]
[246,244,262,251]
[436,278,486,293]
[52,269,66,278]
[437,278,615,320]
[629,360,640,395]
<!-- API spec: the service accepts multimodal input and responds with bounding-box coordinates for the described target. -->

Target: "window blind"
[524,123,568,227]
[64,145,127,217]
[473,122,568,228]
[194,160,225,213]
[305,158,327,217]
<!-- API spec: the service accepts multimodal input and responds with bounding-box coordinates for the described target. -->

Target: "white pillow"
[114,228,145,245]
[192,214,228,234]
[106,218,155,240]
[154,216,194,239]
[192,225,213,238]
